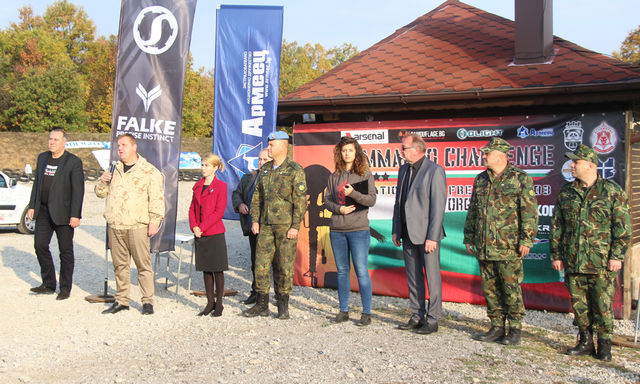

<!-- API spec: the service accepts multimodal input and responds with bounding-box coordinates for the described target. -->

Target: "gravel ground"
[1,181,638,384]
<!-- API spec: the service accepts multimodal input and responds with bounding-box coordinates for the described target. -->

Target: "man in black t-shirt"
[27,129,84,300]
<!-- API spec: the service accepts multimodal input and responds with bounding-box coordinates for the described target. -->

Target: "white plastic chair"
[153,234,195,298]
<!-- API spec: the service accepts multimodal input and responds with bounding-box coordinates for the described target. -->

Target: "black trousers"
[249,232,258,292]
[34,205,75,292]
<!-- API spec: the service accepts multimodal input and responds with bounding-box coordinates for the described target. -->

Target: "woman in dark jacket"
[189,153,228,317]
[323,136,377,326]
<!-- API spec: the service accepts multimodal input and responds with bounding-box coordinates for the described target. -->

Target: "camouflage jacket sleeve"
[549,187,566,262]
[463,176,480,245]
[609,186,631,261]
[518,173,538,248]
[291,166,308,230]
[147,167,165,226]
[95,180,109,198]
[249,171,263,222]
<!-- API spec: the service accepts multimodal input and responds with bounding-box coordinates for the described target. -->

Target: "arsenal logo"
[590,121,617,154]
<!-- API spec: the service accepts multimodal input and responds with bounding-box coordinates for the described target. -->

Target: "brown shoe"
[142,304,154,315]
[355,313,371,327]
[30,284,55,294]
[102,303,130,314]
[414,322,438,335]
[397,317,424,330]
[331,311,349,323]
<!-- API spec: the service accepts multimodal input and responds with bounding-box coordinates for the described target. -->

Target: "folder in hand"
[344,180,369,212]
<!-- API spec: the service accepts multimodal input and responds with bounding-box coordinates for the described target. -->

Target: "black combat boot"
[566,329,595,356]
[277,294,290,320]
[472,326,505,342]
[243,293,269,317]
[500,328,521,345]
[595,338,612,361]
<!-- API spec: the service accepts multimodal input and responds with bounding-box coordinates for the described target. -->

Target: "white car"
[0,170,34,234]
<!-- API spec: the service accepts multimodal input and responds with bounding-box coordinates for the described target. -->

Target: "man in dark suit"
[27,128,84,300]
[392,133,447,335]
[232,149,280,304]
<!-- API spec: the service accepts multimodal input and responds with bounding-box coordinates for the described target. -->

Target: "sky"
[1,0,638,70]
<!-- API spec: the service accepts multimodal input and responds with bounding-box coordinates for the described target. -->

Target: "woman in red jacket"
[189,153,228,317]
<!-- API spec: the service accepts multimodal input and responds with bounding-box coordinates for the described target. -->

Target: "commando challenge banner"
[292,113,626,313]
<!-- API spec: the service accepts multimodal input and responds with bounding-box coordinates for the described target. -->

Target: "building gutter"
[278,82,640,114]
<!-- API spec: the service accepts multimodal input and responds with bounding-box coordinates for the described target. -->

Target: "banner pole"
[86,224,115,303]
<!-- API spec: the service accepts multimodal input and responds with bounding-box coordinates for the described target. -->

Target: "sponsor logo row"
[337,120,619,156]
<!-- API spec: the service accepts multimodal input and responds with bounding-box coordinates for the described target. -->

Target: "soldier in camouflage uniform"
[464,137,538,345]
[244,131,307,319]
[550,144,631,361]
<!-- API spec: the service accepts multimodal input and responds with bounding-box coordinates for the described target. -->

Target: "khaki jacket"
[95,155,165,229]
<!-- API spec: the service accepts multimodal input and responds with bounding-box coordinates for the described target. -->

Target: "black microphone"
[107,161,117,183]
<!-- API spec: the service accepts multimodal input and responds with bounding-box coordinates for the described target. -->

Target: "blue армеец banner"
[212,5,284,219]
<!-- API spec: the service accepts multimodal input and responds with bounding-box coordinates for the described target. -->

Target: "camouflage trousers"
[565,271,616,340]
[255,224,297,295]
[478,260,525,329]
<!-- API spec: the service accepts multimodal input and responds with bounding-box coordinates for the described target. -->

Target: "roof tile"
[282,0,640,101]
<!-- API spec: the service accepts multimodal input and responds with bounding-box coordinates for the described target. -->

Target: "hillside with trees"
[0,0,358,136]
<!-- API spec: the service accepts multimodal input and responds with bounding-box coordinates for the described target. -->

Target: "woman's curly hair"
[333,136,370,176]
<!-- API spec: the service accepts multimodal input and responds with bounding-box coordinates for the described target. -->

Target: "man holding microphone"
[96,134,164,315]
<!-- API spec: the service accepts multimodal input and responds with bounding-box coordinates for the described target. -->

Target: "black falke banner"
[110,0,197,252]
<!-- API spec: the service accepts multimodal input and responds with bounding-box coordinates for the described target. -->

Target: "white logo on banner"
[133,6,178,55]
[561,159,575,182]
[341,129,388,144]
[563,121,583,151]
[114,82,176,143]
[456,128,503,140]
[136,83,162,112]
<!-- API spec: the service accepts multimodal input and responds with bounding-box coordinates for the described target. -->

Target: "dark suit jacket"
[29,151,84,226]
[392,156,447,245]
[231,170,258,236]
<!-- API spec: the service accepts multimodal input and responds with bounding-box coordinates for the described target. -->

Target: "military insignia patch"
[529,190,534,196]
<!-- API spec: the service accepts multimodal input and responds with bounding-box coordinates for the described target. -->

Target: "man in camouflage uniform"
[464,137,538,345]
[550,144,631,361]
[244,131,307,319]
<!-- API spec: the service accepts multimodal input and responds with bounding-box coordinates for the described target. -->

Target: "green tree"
[613,25,640,65]
[182,56,214,137]
[83,35,117,132]
[0,2,100,132]
[0,26,87,131]
[5,63,88,132]
[43,0,96,65]
[279,40,359,97]
[9,6,46,32]
[327,43,359,67]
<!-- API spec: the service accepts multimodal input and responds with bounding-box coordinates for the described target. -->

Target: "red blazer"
[189,177,227,236]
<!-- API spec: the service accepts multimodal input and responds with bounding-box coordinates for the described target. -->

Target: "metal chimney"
[514,0,553,64]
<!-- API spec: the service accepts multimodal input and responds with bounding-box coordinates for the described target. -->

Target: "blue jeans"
[330,230,372,314]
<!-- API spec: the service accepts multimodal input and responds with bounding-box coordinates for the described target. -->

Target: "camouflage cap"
[480,137,512,153]
[267,130,289,141]
[565,144,598,165]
